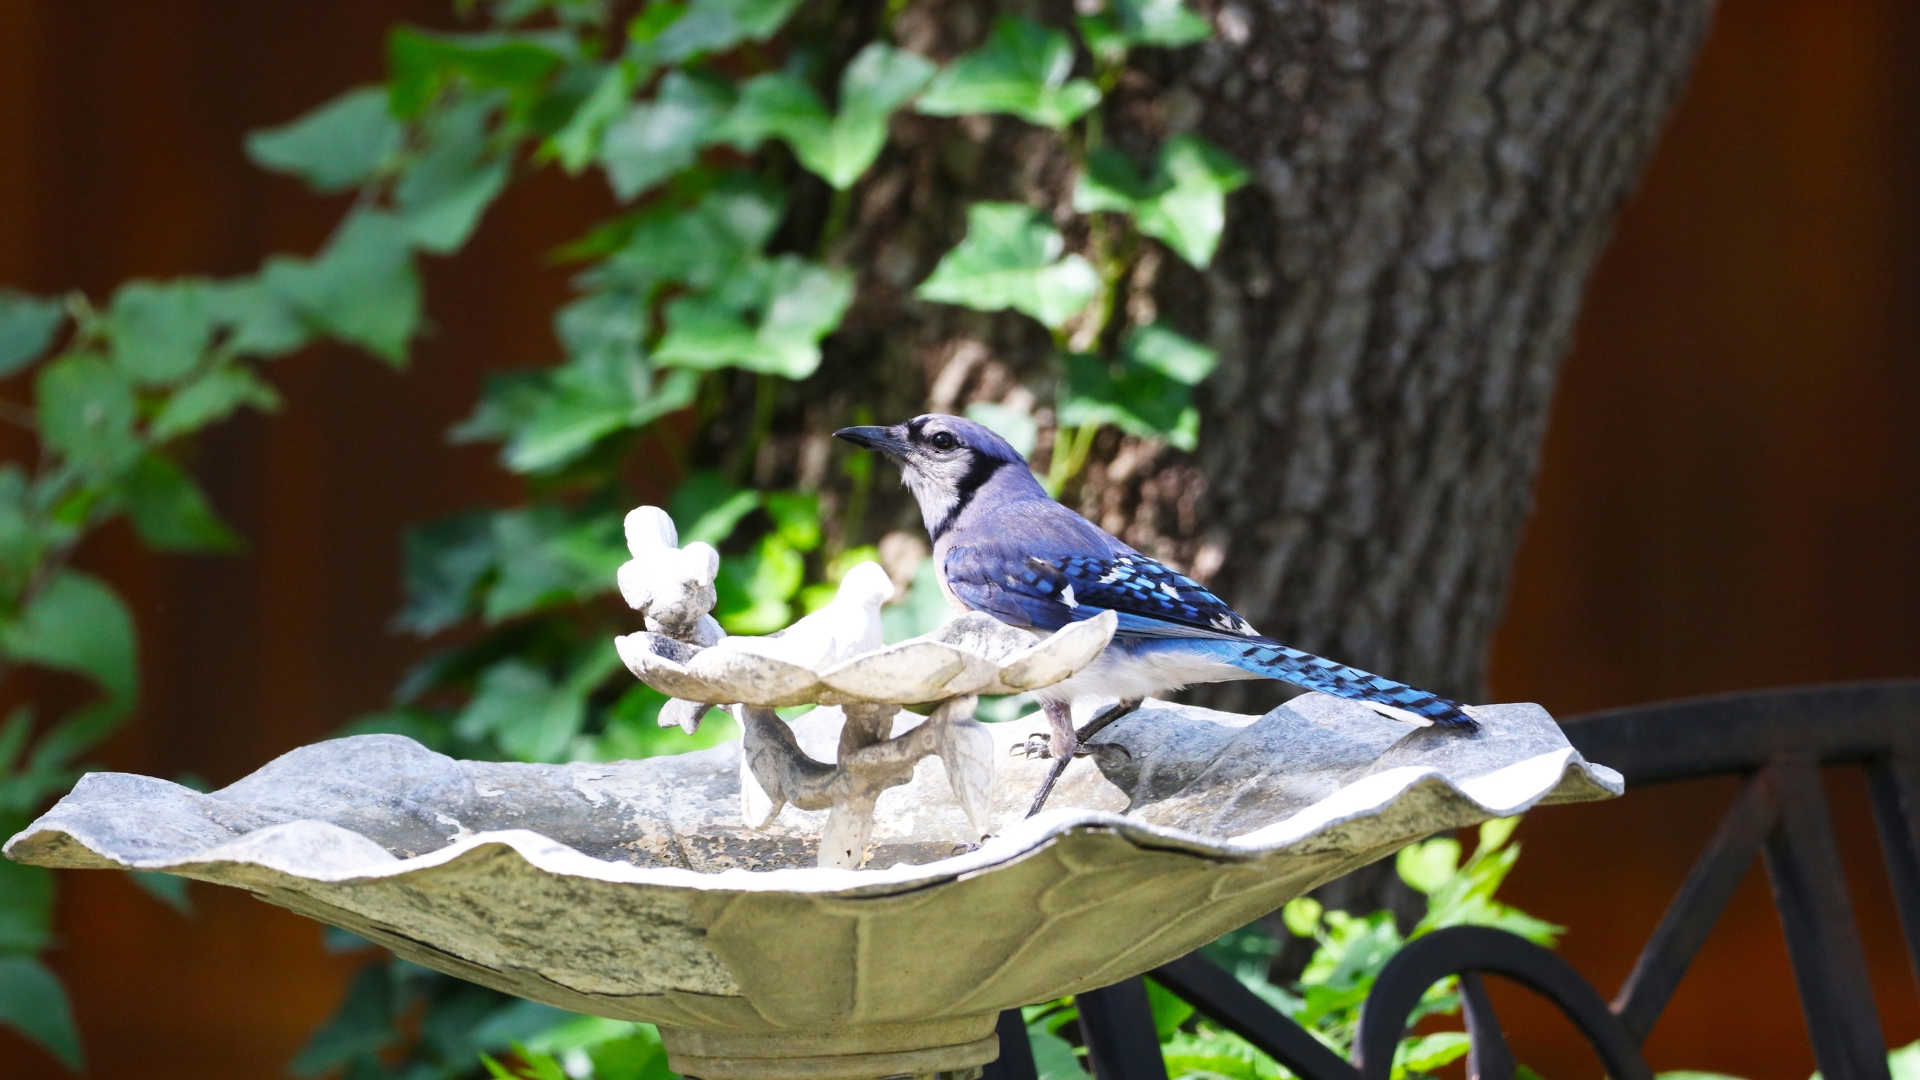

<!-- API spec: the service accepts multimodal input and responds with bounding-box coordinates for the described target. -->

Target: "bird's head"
[833,414,1041,539]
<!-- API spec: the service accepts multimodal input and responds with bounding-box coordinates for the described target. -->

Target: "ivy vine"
[0,0,1247,1071]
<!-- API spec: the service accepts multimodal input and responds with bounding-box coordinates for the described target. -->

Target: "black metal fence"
[984,681,1920,1080]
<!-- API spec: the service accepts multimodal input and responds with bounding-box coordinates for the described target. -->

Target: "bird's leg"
[1025,701,1078,818]
[1074,697,1143,747]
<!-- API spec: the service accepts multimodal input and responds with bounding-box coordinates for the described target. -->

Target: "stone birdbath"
[4,505,1624,1080]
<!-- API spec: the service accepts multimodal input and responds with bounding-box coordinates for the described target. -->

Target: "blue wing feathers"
[943,537,1476,731]
[1183,638,1474,728]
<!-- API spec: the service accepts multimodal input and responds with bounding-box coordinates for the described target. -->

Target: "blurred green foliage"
[1,0,1255,1070]
[0,226,396,1064]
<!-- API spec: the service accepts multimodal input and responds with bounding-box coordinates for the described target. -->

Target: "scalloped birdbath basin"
[6,694,1618,1080]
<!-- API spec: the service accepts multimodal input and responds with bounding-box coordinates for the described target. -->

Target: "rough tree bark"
[1176,0,1719,713]
[746,0,1717,711]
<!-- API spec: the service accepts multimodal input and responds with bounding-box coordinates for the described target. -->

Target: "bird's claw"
[1016,733,1114,761]
[1014,733,1055,760]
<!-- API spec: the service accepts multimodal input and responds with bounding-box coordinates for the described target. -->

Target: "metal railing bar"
[1077,978,1170,1080]
[1562,680,1920,786]
[1611,770,1777,1041]
[983,1009,1039,1080]
[1866,755,1920,994]
[1150,953,1361,1080]
[1762,758,1893,1080]
[1460,971,1516,1080]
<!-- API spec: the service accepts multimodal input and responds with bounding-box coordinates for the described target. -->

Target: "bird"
[833,414,1480,816]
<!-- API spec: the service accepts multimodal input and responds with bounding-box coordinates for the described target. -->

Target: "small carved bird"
[834,414,1478,816]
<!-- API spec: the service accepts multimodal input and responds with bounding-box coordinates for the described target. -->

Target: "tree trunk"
[1177,0,1719,711]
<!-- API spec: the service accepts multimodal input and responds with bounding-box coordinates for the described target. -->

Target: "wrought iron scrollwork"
[1353,926,1650,1080]
[994,681,1920,1080]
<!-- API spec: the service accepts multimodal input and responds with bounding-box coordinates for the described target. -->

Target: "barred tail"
[1218,638,1478,731]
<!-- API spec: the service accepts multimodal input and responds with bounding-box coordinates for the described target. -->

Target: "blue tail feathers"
[1199,637,1478,730]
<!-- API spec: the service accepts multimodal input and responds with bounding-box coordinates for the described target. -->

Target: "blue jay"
[835,414,1479,816]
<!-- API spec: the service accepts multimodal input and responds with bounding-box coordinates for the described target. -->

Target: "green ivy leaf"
[717,74,831,161]
[37,353,140,474]
[585,1023,675,1080]
[464,644,620,761]
[915,16,1101,129]
[289,963,397,1078]
[246,86,403,193]
[963,402,1038,459]
[0,469,40,601]
[203,277,310,359]
[150,364,282,442]
[1158,1045,1272,1080]
[1,569,137,703]
[1074,134,1248,267]
[1074,16,1130,67]
[452,370,547,448]
[821,43,937,184]
[1281,896,1324,937]
[627,0,689,48]
[1392,1031,1471,1080]
[763,491,821,552]
[592,179,785,292]
[1026,1025,1084,1080]
[669,471,760,547]
[458,291,699,476]
[556,288,646,372]
[655,256,853,378]
[485,508,593,621]
[1059,351,1199,450]
[915,202,1099,330]
[454,660,583,762]
[1143,977,1196,1040]
[0,955,83,1071]
[1395,836,1461,895]
[1409,822,1564,946]
[119,453,241,552]
[1117,0,1212,44]
[1122,322,1216,384]
[881,559,950,643]
[108,280,215,386]
[724,44,934,189]
[129,870,194,915]
[21,702,126,782]
[504,362,698,474]
[387,28,567,121]
[264,209,421,365]
[652,0,806,61]
[1078,0,1210,56]
[600,73,735,200]
[0,290,65,378]
[396,97,511,253]
[715,535,804,634]
[1891,1044,1920,1080]
[546,59,644,172]
[0,854,52,952]
[398,510,496,635]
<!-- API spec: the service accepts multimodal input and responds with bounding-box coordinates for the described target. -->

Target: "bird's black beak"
[833,425,911,459]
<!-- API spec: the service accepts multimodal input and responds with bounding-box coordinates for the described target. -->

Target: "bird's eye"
[928,431,958,451]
